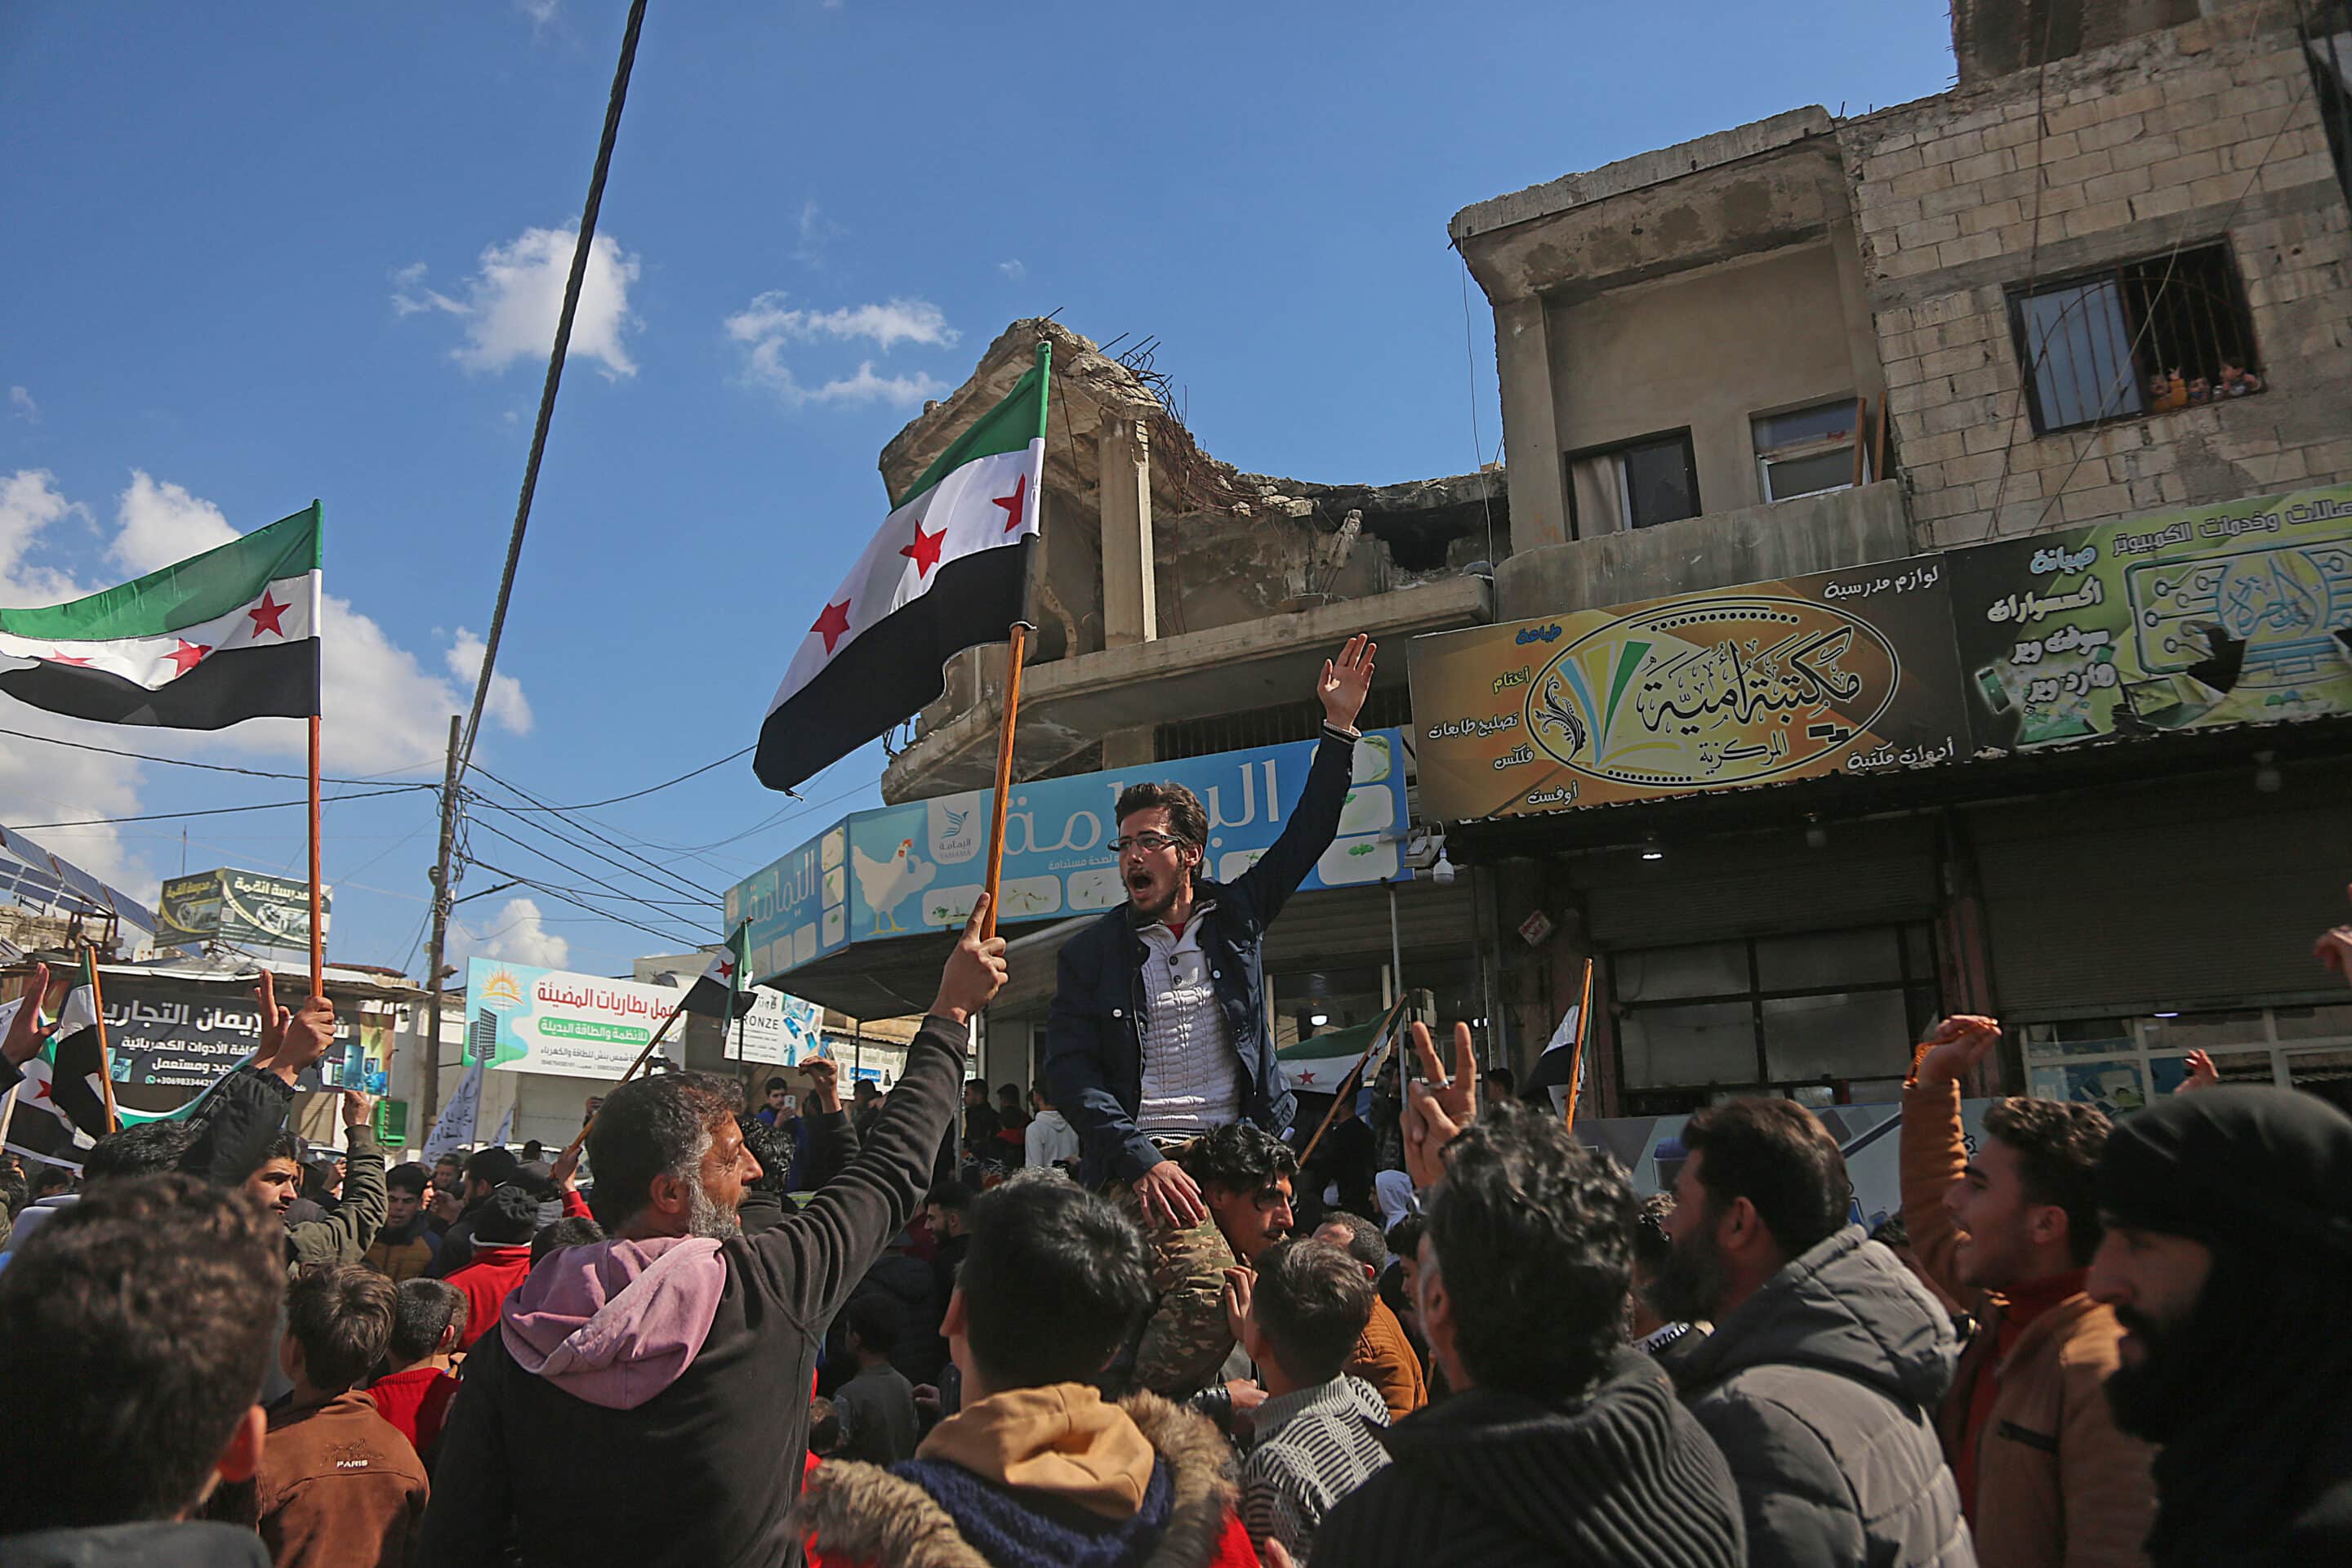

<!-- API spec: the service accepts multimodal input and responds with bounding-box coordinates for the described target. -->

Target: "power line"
[11,784,434,831]
[467,764,723,902]
[461,856,713,948]
[462,813,719,916]
[0,724,439,786]
[476,743,755,813]
[457,0,652,777]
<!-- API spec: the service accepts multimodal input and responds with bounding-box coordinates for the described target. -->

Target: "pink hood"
[500,1236,727,1410]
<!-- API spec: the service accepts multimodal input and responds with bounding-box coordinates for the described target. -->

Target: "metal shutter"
[1575,818,1939,948]
[1971,774,2352,1018]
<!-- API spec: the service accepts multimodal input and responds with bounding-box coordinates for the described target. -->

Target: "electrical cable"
[0,723,439,785]
[466,764,723,901]
[10,784,434,831]
[474,742,755,813]
[457,0,652,777]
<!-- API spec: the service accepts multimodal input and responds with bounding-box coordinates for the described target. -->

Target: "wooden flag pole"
[555,992,691,1163]
[1295,998,1408,1168]
[978,622,1030,942]
[1561,958,1596,1131]
[308,713,325,1000]
[82,949,121,1134]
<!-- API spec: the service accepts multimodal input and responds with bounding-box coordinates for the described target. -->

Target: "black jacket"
[1314,1349,1746,1567]
[1671,1226,1971,1568]
[417,1013,966,1568]
[1044,727,1356,1187]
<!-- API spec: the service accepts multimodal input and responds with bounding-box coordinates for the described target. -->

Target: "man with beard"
[1900,1016,2154,1566]
[1654,1096,1973,1568]
[2087,1084,2352,1565]
[419,897,1009,1568]
[1045,636,1377,1228]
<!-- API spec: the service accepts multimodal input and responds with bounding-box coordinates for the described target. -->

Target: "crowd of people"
[3,637,2351,1568]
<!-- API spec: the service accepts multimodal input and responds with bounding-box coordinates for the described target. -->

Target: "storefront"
[1414,484,2352,1111]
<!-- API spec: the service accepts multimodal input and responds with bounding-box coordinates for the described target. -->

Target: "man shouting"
[1046,635,1375,1394]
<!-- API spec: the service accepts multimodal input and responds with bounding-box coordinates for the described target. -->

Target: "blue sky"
[0,1,1955,980]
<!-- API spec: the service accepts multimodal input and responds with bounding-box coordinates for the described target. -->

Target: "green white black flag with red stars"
[0,501,322,729]
[754,344,1049,794]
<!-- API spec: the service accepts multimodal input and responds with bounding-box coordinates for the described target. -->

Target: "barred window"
[2010,243,2264,435]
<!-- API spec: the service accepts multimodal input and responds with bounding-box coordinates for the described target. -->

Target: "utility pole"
[416,714,463,1145]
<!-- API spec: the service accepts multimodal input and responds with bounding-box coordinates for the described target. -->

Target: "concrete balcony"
[1492,479,1913,621]
[881,573,1493,802]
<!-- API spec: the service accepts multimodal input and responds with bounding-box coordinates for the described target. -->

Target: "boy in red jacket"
[445,1185,539,1349]
[799,1174,1257,1568]
[368,1278,466,1466]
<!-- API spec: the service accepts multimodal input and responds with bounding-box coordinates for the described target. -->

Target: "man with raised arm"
[419,897,1009,1568]
[1046,637,1374,1396]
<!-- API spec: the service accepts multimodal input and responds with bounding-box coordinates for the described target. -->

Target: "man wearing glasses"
[1045,635,1376,1395]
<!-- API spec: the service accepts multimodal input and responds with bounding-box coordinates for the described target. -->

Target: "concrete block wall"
[1844,11,2352,547]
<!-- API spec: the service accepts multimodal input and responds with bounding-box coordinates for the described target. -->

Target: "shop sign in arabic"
[725,729,1411,985]
[1412,556,1968,820]
[467,959,688,1081]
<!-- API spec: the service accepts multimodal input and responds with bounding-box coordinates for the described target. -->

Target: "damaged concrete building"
[876,318,1504,796]
[1449,0,2352,1120]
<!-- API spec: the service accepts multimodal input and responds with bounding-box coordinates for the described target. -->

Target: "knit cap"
[2096,1085,2352,1258]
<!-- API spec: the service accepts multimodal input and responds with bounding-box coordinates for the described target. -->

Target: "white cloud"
[997,259,1026,282]
[0,470,90,604]
[113,470,238,576]
[395,229,640,380]
[792,200,845,268]
[725,292,955,353]
[515,0,560,30]
[8,386,37,422]
[723,292,955,412]
[450,896,570,970]
[446,626,533,734]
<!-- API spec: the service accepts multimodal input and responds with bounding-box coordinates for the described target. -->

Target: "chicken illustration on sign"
[850,838,936,935]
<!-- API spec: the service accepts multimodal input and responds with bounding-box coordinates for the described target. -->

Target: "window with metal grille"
[2010,243,2264,435]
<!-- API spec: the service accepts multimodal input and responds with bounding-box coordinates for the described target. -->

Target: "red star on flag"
[899,521,947,578]
[246,590,290,638]
[1295,1070,1317,1084]
[716,956,736,981]
[45,650,92,666]
[163,639,211,676]
[812,599,853,656]
[991,473,1029,534]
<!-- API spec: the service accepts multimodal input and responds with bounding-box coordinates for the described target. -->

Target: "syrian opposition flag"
[0,501,321,729]
[680,924,755,1019]
[2,954,113,1165]
[754,345,1049,793]
[1275,1010,1402,1097]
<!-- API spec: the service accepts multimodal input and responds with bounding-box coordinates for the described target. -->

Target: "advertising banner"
[158,868,331,955]
[1412,562,1969,822]
[466,959,687,1080]
[726,728,1411,985]
[56,976,365,1100]
[724,987,826,1067]
[1949,483,2352,751]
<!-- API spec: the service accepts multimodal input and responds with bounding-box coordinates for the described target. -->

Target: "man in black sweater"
[1314,1025,1746,1568]
[419,898,1009,1568]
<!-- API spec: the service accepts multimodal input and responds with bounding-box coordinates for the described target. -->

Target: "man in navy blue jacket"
[1045,635,1376,1214]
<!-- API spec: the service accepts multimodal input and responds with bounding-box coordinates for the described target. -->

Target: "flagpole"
[1295,998,1408,1167]
[1561,957,1595,1131]
[977,337,1052,946]
[555,991,690,1164]
[82,949,120,1134]
[978,621,1029,943]
[308,713,325,1000]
